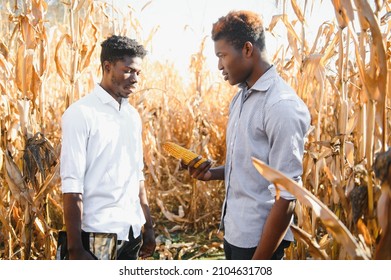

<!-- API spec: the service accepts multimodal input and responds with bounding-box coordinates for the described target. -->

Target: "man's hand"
[139,227,156,259]
[251,198,295,259]
[182,156,213,181]
[68,247,96,260]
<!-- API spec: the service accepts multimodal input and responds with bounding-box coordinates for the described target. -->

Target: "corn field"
[0,0,390,260]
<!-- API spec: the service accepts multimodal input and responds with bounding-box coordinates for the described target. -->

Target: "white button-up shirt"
[60,84,145,240]
[223,66,311,248]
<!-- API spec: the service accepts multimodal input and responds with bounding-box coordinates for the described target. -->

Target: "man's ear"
[242,41,254,57]
[103,61,111,73]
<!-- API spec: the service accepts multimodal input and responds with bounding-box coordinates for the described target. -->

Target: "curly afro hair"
[100,35,147,66]
[211,10,266,51]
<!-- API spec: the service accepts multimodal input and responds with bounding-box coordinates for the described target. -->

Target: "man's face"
[214,39,251,86]
[104,55,143,100]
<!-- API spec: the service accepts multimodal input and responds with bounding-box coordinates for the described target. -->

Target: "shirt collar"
[94,84,129,109]
[95,84,114,103]
[239,65,277,96]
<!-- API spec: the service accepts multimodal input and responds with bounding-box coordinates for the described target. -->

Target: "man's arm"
[138,181,156,258]
[255,98,309,259]
[252,197,295,259]
[63,193,95,260]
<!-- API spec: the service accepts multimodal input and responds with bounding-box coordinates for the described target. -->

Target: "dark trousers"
[224,239,291,260]
[116,227,142,260]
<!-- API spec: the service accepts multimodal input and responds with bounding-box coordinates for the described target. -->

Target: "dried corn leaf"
[71,0,90,12]
[352,1,387,103]
[54,34,72,83]
[4,152,25,201]
[281,16,302,63]
[268,14,283,35]
[17,99,31,138]
[79,19,98,71]
[46,194,63,230]
[34,216,46,236]
[4,151,33,205]
[20,15,37,49]
[331,0,355,29]
[0,39,9,58]
[15,45,34,95]
[156,197,189,223]
[310,22,335,56]
[356,218,372,246]
[380,11,391,25]
[34,161,59,202]
[318,233,331,249]
[0,147,3,171]
[141,0,153,12]
[0,52,11,78]
[23,132,57,187]
[252,157,369,260]
[30,0,48,26]
[290,224,329,260]
[291,0,305,24]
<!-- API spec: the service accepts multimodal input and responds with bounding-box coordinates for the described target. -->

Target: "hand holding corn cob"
[162,141,207,168]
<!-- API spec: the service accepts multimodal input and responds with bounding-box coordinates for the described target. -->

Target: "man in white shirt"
[60,35,155,260]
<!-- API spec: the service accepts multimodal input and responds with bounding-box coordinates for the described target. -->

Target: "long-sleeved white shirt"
[223,66,311,248]
[60,84,145,240]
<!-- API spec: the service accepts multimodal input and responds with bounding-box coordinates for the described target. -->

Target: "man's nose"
[129,72,138,82]
[217,59,223,70]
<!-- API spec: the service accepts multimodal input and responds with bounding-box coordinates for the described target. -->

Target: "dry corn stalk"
[252,156,370,260]
[162,141,207,168]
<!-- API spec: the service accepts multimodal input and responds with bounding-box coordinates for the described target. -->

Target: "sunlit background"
[1,0,390,260]
[107,0,335,81]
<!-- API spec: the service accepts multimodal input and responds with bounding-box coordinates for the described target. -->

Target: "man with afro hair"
[186,10,311,260]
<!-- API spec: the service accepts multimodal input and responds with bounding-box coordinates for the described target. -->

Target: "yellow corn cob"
[162,142,207,168]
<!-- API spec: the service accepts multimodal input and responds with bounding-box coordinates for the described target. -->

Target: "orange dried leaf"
[290,224,329,260]
[356,218,372,246]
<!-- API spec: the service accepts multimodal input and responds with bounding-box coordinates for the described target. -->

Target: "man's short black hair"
[100,35,147,65]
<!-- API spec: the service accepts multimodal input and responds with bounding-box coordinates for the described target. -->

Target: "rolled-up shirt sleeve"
[60,106,88,194]
[265,98,310,200]
[267,181,302,200]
